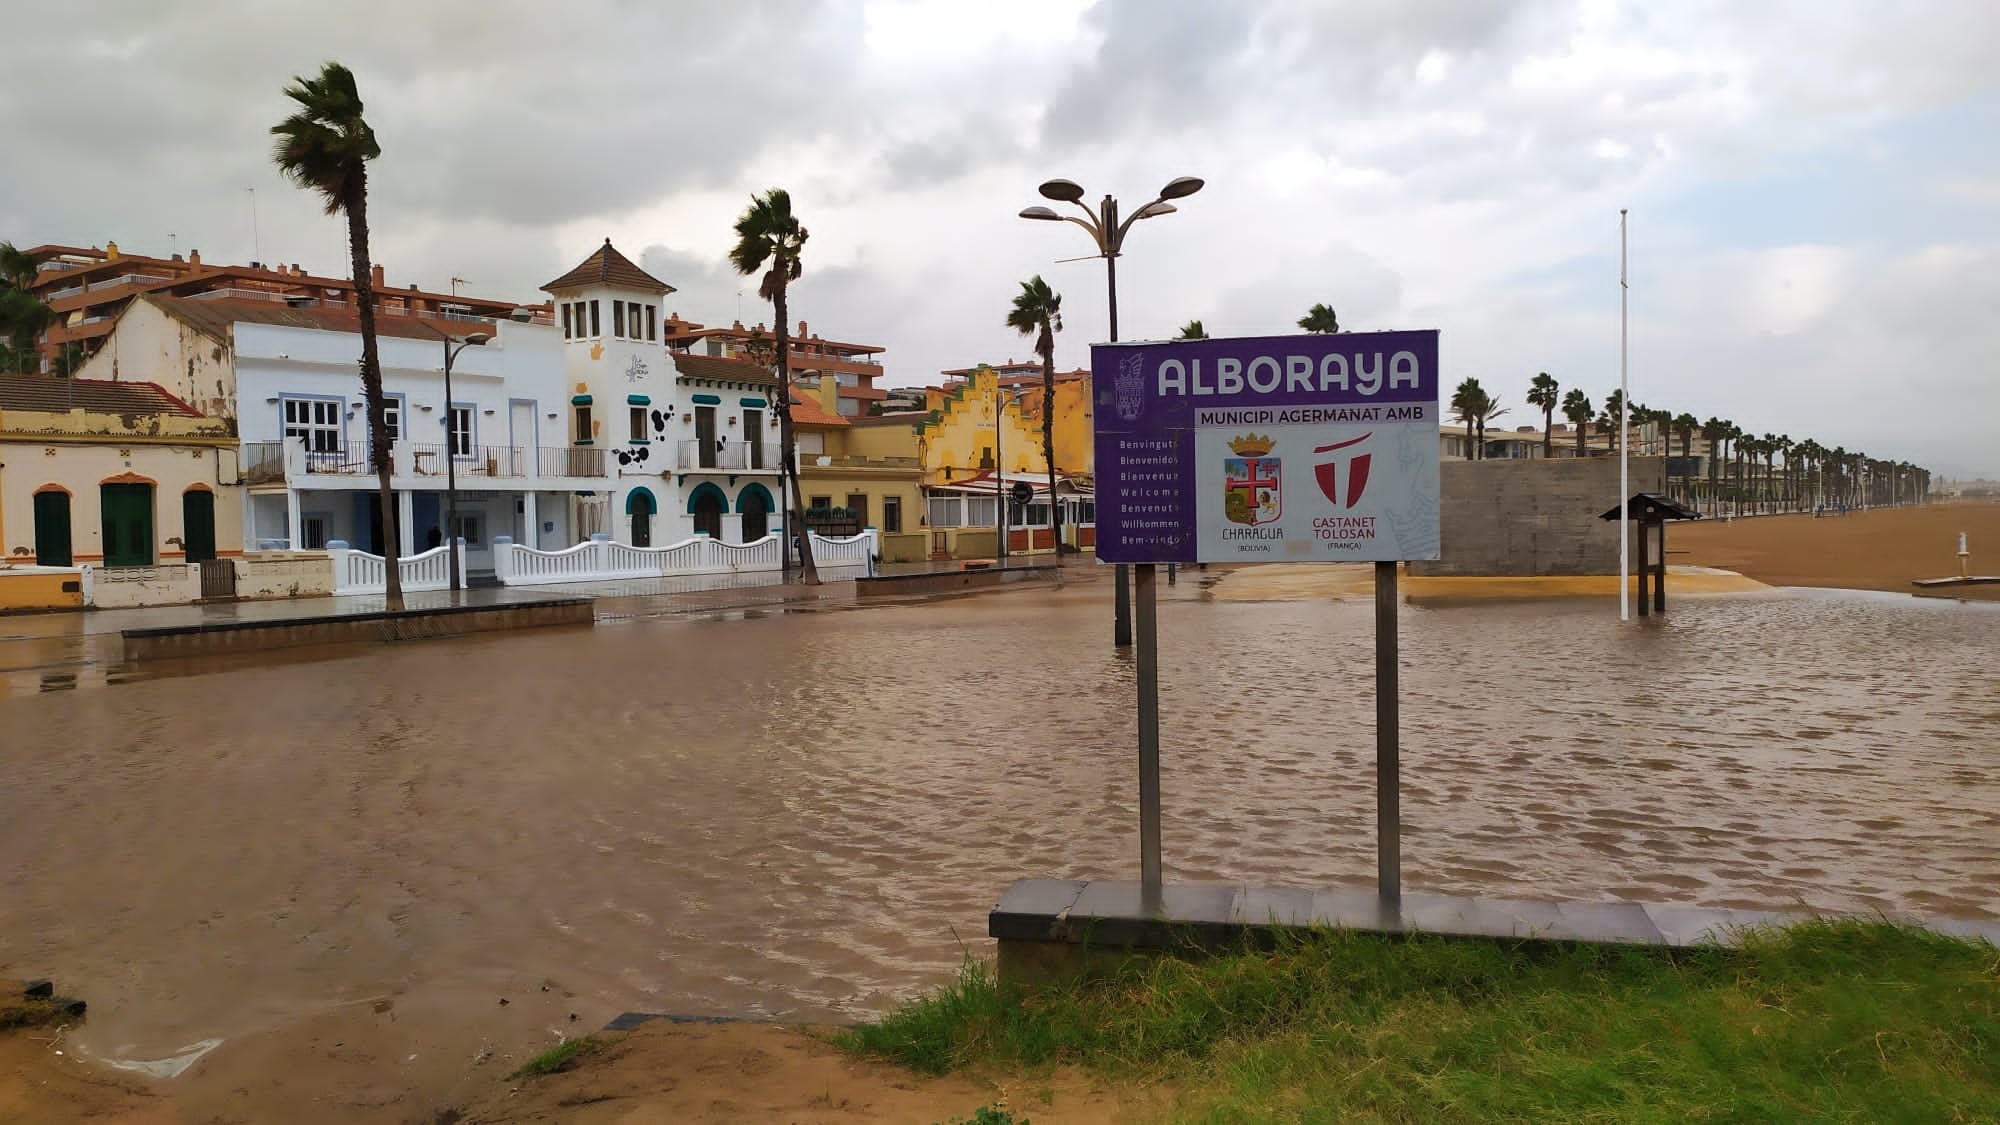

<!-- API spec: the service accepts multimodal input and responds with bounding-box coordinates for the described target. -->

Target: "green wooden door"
[181,489,217,563]
[100,483,154,567]
[33,491,72,566]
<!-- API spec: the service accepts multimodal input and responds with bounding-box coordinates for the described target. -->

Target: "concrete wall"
[72,297,237,418]
[81,563,202,607]
[234,551,334,599]
[0,567,85,612]
[1410,456,1665,577]
[878,531,929,563]
[121,598,594,660]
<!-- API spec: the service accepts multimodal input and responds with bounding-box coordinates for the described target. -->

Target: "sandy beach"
[1671,500,2000,599]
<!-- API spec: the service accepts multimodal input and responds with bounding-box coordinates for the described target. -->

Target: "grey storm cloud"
[2,0,1995,475]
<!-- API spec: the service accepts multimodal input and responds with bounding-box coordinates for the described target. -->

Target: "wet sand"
[3,576,1997,1120]
[1673,501,2000,599]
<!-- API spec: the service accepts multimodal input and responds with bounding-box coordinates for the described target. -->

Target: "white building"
[543,240,785,550]
[68,241,794,583]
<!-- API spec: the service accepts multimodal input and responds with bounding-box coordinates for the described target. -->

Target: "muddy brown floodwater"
[2,579,1997,1118]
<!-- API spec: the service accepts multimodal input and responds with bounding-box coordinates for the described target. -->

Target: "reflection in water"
[1,585,1995,1065]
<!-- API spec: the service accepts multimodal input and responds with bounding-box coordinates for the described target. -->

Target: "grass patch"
[840,920,2000,1121]
[509,1035,607,1079]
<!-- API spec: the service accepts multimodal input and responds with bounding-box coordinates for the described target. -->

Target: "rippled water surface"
[3,582,1996,1061]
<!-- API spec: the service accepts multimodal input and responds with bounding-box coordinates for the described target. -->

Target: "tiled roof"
[149,295,488,343]
[0,376,200,417]
[786,392,848,428]
[671,353,778,386]
[543,239,675,294]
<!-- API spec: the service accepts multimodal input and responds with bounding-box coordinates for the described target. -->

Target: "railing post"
[327,541,351,593]
[491,536,513,584]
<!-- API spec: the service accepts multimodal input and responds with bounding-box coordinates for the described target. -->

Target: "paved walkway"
[990,878,2000,953]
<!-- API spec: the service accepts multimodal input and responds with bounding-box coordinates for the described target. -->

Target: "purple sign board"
[1092,330,1442,564]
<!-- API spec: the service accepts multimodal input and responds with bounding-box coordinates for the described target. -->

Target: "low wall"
[80,563,203,609]
[1411,456,1666,577]
[235,552,335,600]
[121,598,595,661]
[857,562,1058,599]
[0,567,85,613]
[877,531,929,564]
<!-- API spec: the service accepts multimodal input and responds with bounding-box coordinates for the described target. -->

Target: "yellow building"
[903,366,1094,557]
[791,375,929,563]
[1,377,242,611]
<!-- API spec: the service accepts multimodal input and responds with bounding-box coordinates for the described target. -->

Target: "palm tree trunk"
[347,173,403,610]
[1541,405,1552,458]
[1041,341,1060,557]
[773,283,819,585]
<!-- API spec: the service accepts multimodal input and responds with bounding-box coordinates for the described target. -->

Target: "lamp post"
[995,384,1027,562]
[1021,174,1203,647]
[431,328,489,592]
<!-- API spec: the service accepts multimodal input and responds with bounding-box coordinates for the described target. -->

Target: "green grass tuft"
[840,920,2000,1121]
[509,1035,607,1079]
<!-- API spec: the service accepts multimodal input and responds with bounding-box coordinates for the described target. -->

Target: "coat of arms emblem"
[1113,353,1146,421]
[1223,433,1281,526]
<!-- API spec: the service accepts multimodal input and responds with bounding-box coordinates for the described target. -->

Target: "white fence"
[328,542,464,595]
[492,529,877,587]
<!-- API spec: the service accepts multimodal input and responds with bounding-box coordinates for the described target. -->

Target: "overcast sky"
[4,1,1995,477]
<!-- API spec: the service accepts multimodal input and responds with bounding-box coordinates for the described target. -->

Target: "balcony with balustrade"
[676,439,783,473]
[239,437,609,491]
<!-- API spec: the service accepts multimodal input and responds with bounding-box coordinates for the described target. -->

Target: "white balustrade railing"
[811,530,876,567]
[328,542,463,595]
[492,528,875,586]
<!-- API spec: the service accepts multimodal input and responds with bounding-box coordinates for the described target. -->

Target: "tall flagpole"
[1619,209,1630,622]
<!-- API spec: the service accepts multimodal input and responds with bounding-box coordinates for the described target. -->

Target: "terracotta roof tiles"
[543,239,675,295]
[0,376,200,417]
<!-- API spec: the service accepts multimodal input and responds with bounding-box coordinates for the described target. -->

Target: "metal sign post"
[1374,560,1400,900]
[1092,330,1440,911]
[1135,562,1162,909]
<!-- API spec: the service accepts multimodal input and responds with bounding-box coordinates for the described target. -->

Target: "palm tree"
[1599,389,1627,453]
[1526,372,1559,458]
[1008,276,1064,555]
[1297,303,1339,334]
[1561,389,1593,457]
[730,188,819,584]
[1175,319,1207,340]
[0,241,52,374]
[1672,413,1698,499]
[271,62,406,608]
[1449,377,1506,460]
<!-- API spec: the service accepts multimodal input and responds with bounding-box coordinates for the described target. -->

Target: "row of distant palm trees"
[1455,369,1932,515]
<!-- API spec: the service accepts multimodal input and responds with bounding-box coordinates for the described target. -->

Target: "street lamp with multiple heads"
[1019,174,1203,645]
[435,329,488,592]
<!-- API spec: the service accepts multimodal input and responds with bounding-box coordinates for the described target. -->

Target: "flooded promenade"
[2,576,1997,1105]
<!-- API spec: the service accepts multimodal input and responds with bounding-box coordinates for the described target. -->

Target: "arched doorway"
[33,487,72,566]
[688,483,726,540]
[626,487,656,547]
[99,480,155,567]
[738,483,773,543]
[182,488,217,563]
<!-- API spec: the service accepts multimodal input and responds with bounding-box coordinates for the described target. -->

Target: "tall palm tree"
[271,62,405,607]
[1297,303,1339,334]
[1526,372,1559,458]
[1561,389,1593,457]
[1007,276,1064,555]
[1175,319,1207,340]
[1449,377,1506,460]
[730,188,819,585]
[1672,412,1698,498]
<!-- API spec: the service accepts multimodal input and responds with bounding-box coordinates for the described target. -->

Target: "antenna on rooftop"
[246,187,261,265]
[451,276,466,296]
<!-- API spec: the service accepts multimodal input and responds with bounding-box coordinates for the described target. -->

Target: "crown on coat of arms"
[1228,433,1275,456]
